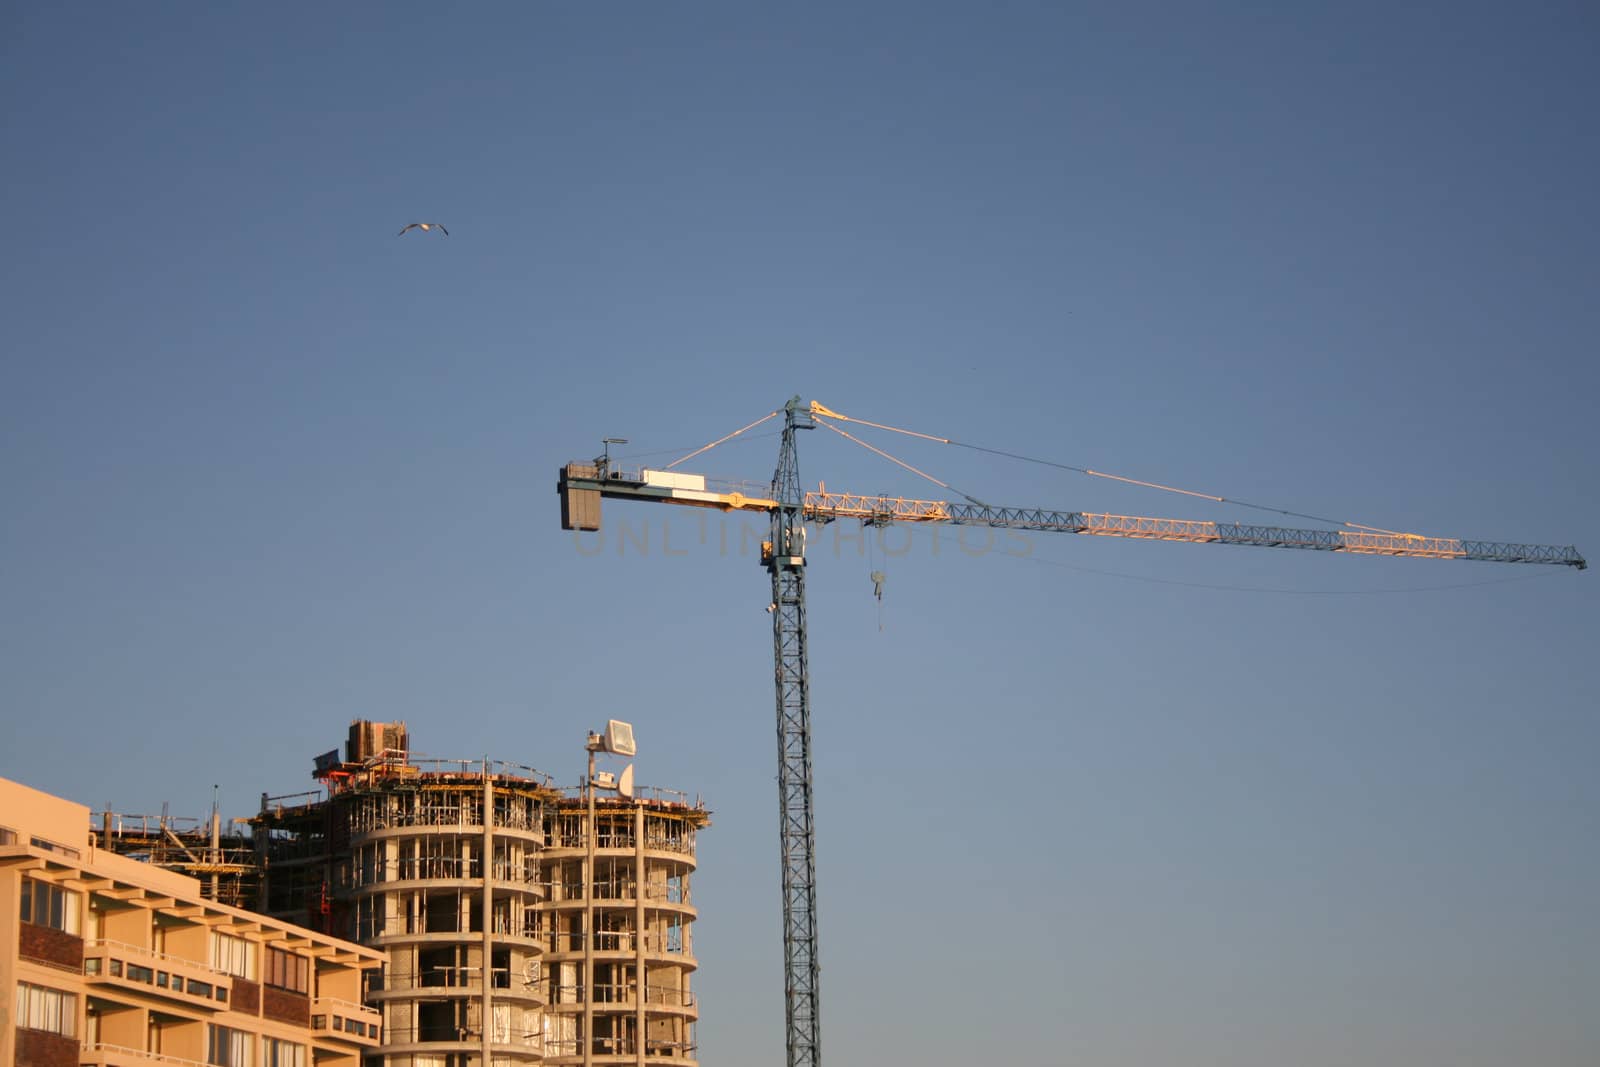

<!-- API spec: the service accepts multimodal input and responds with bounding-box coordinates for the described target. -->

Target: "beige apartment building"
[1,777,385,1067]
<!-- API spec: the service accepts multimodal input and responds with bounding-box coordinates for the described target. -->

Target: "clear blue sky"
[3,3,1596,1064]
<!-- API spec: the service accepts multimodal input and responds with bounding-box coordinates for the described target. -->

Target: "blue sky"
[2,3,1596,1064]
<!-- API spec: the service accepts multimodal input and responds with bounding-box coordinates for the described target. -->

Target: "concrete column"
[634,802,646,1067]
[584,749,596,1067]
[482,763,494,1067]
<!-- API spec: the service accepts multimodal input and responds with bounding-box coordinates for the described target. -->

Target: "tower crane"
[557,396,1585,1067]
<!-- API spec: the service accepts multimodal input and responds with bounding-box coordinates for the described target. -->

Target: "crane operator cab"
[762,526,807,569]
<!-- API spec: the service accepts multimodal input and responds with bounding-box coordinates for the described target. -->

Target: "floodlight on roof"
[604,719,636,757]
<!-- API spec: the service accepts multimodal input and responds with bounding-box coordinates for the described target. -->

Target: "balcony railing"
[80,1042,211,1067]
[311,997,382,1046]
[552,983,697,1009]
[83,941,230,1010]
[542,930,693,957]
[380,1025,543,1049]
[540,880,691,904]
[356,912,539,940]
[523,1033,698,1061]
[341,857,544,890]
[369,966,541,995]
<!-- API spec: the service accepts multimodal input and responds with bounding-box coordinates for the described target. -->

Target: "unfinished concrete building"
[224,721,708,1067]
[88,805,258,910]
[538,785,702,1062]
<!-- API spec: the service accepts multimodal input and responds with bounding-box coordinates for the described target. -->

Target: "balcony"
[366,966,543,1004]
[83,941,231,1011]
[80,1043,210,1067]
[311,997,383,1048]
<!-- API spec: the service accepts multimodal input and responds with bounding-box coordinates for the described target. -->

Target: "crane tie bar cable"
[810,402,1426,538]
[811,415,988,507]
[664,410,781,470]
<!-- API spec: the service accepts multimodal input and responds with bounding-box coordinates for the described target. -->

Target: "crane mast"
[765,398,822,1067]
[557,397,1585,1067]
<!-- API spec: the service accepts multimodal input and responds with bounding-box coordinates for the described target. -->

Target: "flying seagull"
[398,222,448,236]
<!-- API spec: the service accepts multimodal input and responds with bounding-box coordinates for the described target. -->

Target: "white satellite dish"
[618,763,635,799]
[604,719,636,757]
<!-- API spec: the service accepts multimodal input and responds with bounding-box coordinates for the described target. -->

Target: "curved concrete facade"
[334,776,551,1066]
[539,795,703,1065]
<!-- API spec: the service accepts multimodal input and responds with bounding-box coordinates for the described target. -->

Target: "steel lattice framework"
[767,398,821,1067]
[799,494,1586,567]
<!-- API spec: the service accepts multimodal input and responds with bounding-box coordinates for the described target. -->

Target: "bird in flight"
[398,223,448,236]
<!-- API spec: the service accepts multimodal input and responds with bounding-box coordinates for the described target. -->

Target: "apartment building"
[1,777,384,1067]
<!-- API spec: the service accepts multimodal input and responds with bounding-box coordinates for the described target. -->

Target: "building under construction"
[89,803,259,909]
[94,720,710,1067]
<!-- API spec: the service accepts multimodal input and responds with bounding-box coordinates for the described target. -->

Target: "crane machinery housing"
[558,396,1585,1067]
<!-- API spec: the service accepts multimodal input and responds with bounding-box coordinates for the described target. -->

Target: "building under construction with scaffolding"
[90,802,260,909]
[94,720,709,1067]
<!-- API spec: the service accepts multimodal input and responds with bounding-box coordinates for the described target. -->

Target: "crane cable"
[811,415,989,507]
[662,410,781,470]
[618,430,783,463]
[810,402,1425,538]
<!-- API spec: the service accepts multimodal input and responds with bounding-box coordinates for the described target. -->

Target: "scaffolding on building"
[90,803,259,908]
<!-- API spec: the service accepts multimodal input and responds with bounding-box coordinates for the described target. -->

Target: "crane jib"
[934,504,1584,567]
[559,468,1586,568]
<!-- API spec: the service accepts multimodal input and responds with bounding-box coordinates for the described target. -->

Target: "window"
[264,947,309,993]
[262,1038,305,1067]
[15,983,76,1037]
[207,1025,251,1067]
[19,877,81,934]
[211,932,256,978]
[28,836,81,860]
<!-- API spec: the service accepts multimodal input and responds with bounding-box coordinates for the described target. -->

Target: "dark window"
[207,1024,250,1067]
[19,877,80,934]
[262,1038,305,1067]
[264,947,308,994]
